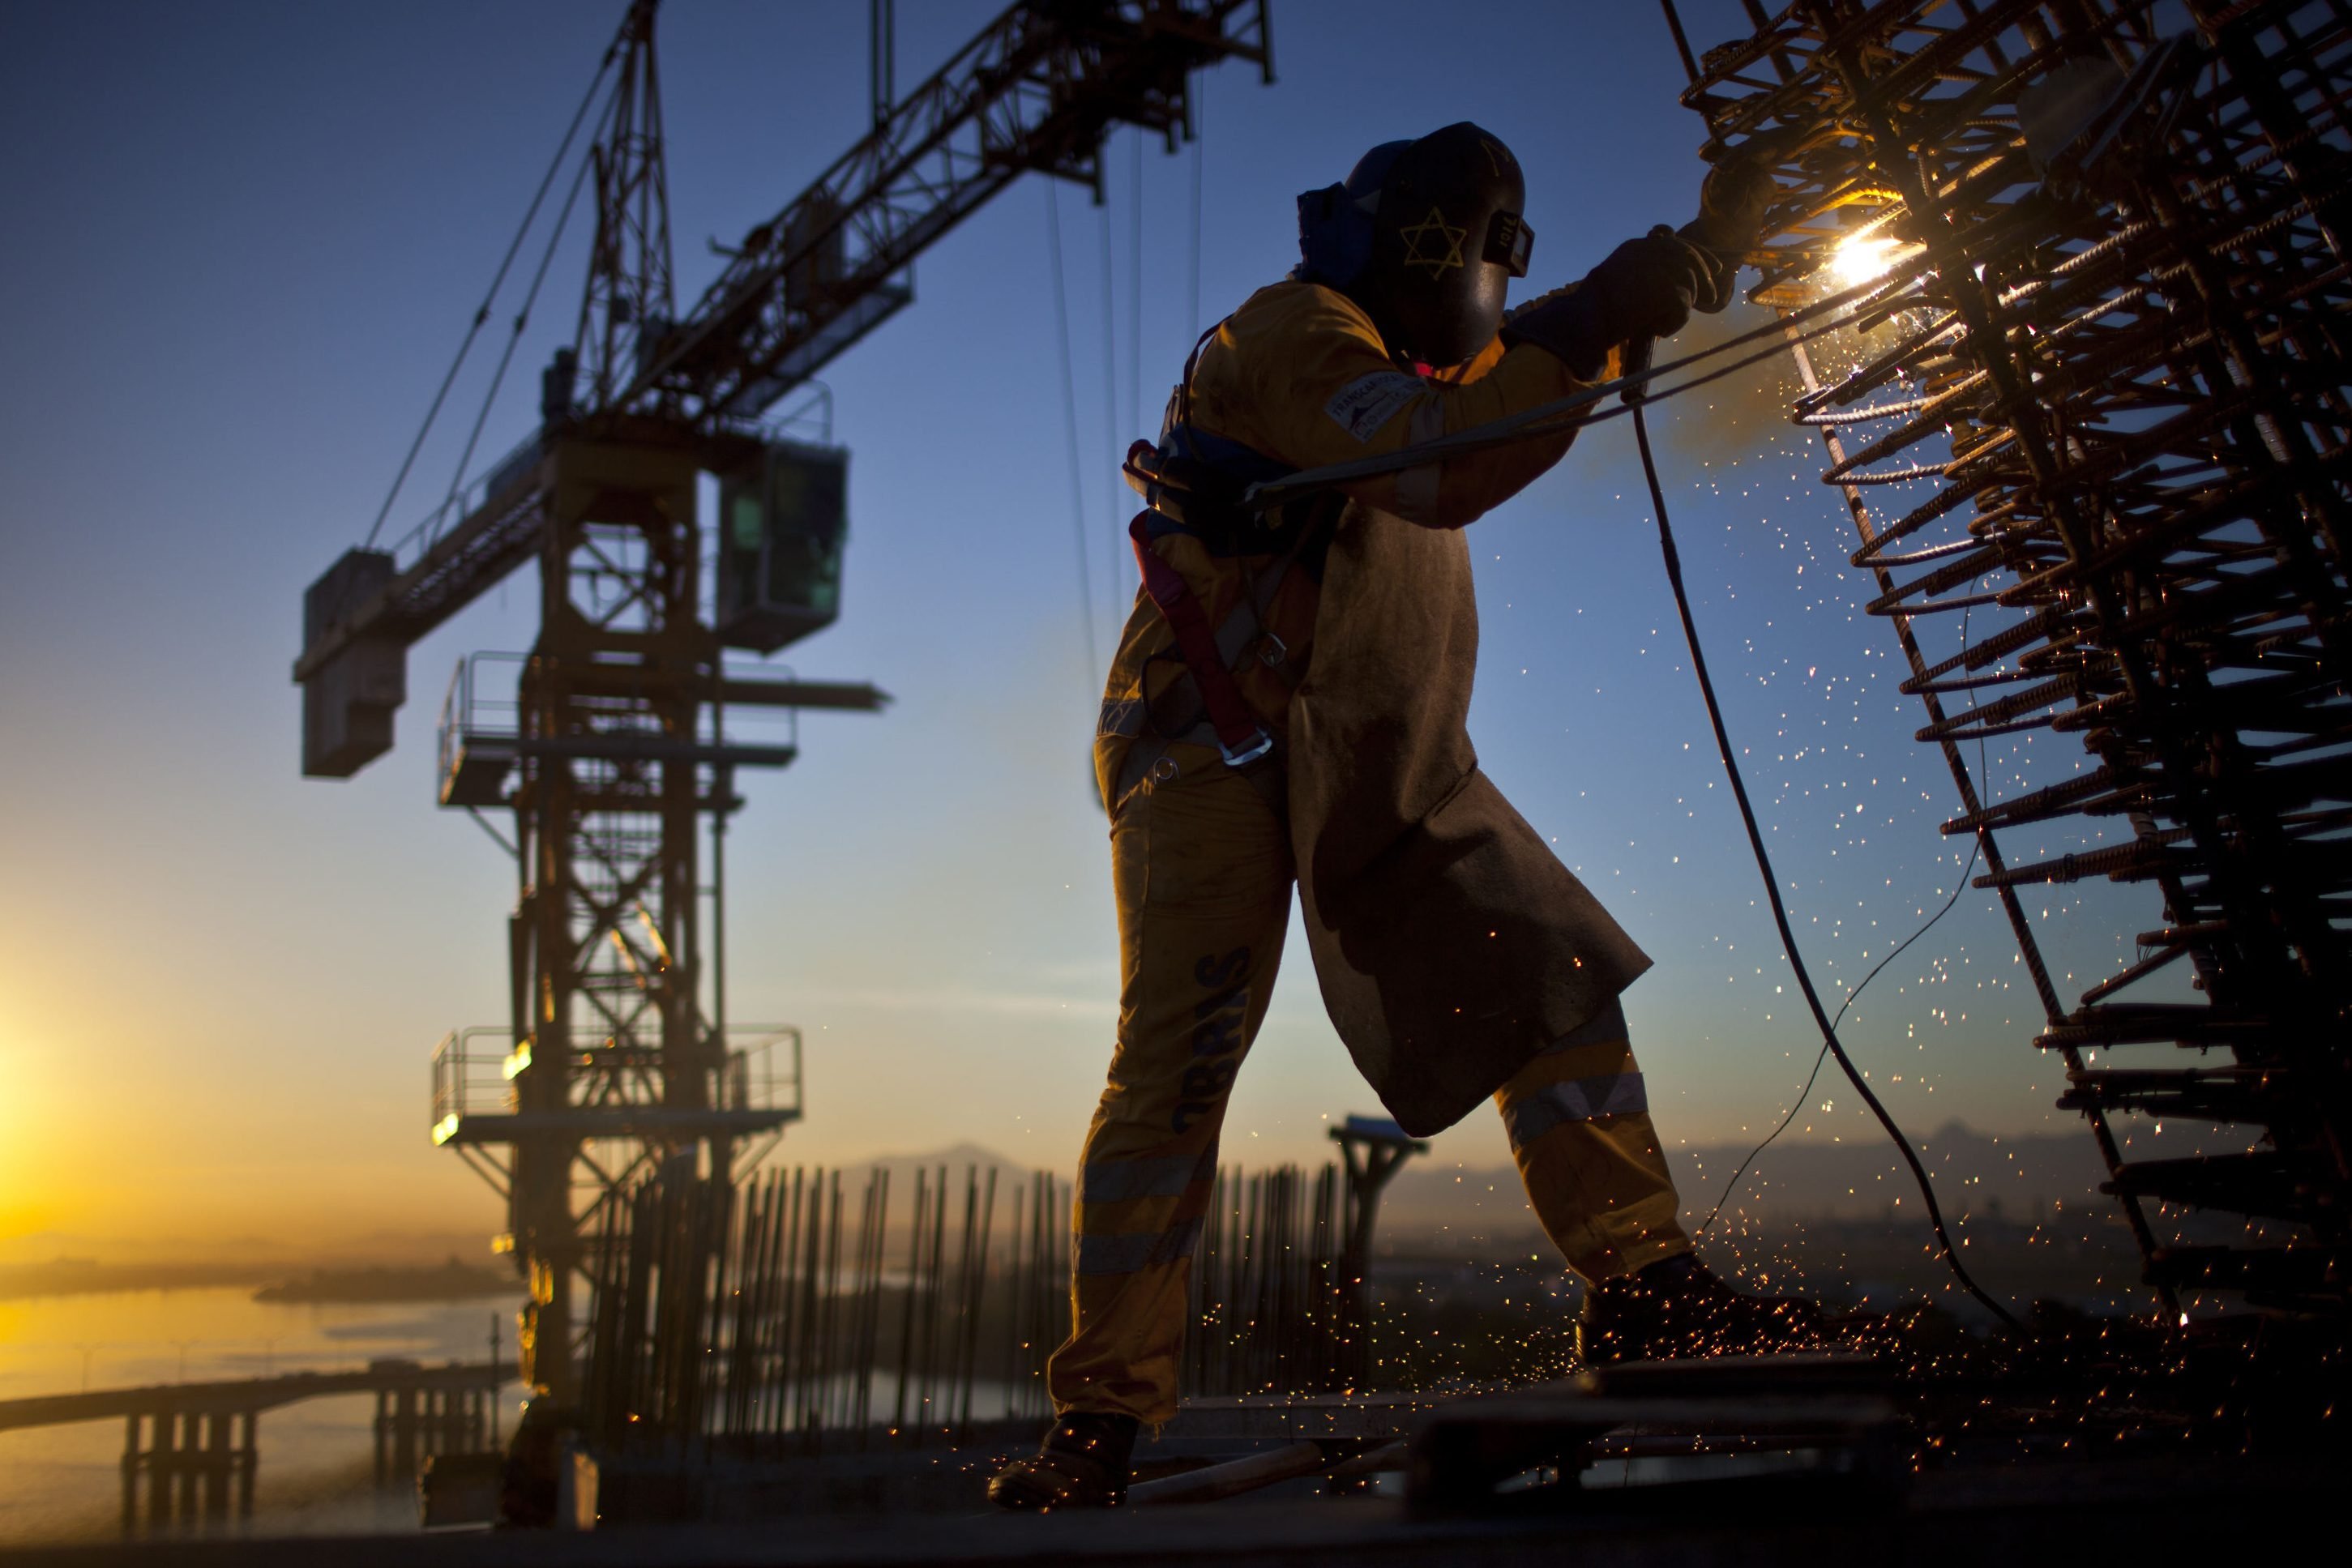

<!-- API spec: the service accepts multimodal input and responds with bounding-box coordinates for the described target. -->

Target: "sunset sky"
[0,0,2157,1261]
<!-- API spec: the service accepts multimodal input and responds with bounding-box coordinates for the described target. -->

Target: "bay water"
[0,1285,524,1547]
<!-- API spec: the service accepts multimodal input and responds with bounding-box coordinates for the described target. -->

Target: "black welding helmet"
[1295,122,1533,368]
[1296,126,1533,365]
[1371,122,1531,365]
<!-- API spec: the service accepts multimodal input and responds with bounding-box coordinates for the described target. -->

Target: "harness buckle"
[1219,728,1276,768]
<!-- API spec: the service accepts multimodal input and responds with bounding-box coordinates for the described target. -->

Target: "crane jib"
[621,0,1272,425]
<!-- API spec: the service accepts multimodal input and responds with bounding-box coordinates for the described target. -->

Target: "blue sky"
[0,0,2156,1254]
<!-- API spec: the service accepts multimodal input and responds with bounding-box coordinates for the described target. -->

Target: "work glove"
[1677,157,1777,314]
[1499,158,1777,378]
[1498,228,1713,380]
[1686,159,1774,257]
[1124,439,1251,532]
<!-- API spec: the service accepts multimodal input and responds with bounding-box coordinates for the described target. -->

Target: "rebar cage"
[1674,0,2350,1313]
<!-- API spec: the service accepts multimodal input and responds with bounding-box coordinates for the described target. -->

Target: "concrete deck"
[6,1451,2330,1567]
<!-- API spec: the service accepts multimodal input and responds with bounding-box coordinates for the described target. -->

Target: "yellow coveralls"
[1058,281,1691,1425]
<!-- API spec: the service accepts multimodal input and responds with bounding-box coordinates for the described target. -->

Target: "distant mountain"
[0,1226,504,1273]
[789,1123,2124,1253]
[254,1259,520,1304]
[5,1124,2138,1297]
[0,1258,274,1300]
[1376,1121,2121,1249]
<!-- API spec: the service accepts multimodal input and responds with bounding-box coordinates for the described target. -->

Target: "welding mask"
[1297,123,1533,368]
[1295,139,1413,288]
[1369,123,1532,366]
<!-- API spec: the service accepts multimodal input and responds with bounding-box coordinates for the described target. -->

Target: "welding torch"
[1620,152,1777,408]
[1242,152,1781,511]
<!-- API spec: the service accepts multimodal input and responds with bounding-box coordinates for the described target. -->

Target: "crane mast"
[297,0,1272,1398]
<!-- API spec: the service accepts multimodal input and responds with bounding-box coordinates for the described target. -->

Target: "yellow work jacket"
[1097,279,1655,1137]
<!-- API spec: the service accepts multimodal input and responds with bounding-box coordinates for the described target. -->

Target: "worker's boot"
[1577,1254,1821,1365]
[986,1411,1140,1510]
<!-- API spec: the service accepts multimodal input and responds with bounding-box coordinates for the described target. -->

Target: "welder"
[990,123,1811,1511]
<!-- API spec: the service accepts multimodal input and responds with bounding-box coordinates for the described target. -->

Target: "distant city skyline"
[0,0,2155,1260]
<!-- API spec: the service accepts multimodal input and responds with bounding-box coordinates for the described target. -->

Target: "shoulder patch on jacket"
[1324,371,1423,443]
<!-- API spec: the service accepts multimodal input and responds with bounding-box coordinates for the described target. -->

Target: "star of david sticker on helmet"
[1397,205,1466,276]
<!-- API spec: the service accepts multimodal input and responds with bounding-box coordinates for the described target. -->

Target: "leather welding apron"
[1288,499,1653,1137]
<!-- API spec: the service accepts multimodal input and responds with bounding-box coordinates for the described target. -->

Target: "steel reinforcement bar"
[1675,0,2350,1313]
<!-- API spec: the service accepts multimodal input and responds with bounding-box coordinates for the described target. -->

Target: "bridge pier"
[150,1412,178,1527]
[375,1382,423,1485]
[119,1412,139,1527]
[203,1411,233,1519]
[118,1408,259,1532]
[237,1412,258,1516]
[180,1413,203,1523]
[375,1377,494,1486]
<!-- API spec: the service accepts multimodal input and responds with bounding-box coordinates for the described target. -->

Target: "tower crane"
[293,0,1273,1396]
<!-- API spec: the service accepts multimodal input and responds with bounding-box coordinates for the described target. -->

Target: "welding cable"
[1698,831,1981,1237]
[1700,603,1992,1237]
[1628,390,2021,1329]
[1644,0,2017,1322]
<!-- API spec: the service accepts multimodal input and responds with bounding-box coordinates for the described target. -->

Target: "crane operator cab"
[716,439,849,653]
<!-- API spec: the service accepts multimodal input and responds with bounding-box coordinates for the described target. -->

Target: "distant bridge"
[0,1358,511,1530]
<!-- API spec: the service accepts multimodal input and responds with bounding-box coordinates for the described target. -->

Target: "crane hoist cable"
[436,92,610,533]
[1129,126,1146,519]
[362,31,626,551]
[1188,96,1205,343]
[1046,179,1102,680]
[1100,190,1123,636]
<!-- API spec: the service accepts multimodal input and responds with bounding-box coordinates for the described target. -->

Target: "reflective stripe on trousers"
[1047,752,1689,1425]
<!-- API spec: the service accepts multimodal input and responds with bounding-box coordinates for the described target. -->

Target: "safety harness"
[1109,323,1342,811]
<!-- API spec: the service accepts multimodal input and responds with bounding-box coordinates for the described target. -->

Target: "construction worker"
[990,123,1808,1511]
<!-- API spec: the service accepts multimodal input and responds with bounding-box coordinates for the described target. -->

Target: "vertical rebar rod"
[820,1171,845,1437]
[957,1166,997,1443]
[892,1169,926,1437]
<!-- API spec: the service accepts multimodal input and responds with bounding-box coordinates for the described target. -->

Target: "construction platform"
[4,1449,2333,1567]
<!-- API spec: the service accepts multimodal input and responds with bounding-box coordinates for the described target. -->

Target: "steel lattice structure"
[1674,0,2350,1311]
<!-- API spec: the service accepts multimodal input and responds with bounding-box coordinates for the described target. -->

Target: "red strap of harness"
[1127,511,1273,766]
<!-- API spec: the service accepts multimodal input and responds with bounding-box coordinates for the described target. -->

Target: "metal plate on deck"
[1409,1357,1903,1516]
[1166,1392,1436,1444]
